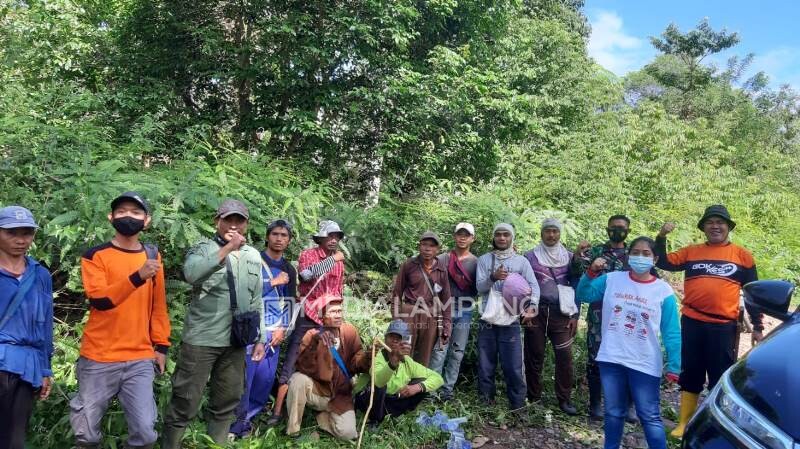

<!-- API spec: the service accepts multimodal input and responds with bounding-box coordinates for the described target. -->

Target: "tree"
[647,19,739,117]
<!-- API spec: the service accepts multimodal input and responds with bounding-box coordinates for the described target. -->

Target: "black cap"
[111,191,150,214]
[697,204,736,231]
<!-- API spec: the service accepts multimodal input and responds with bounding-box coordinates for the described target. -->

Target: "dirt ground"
[468,316,780,449]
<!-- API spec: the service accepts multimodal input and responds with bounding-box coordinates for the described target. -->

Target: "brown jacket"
[295,322,371,414]
[391,256,452,336]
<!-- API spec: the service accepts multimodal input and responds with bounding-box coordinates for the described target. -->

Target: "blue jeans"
[429,309,472,395]
[598,362,666,449]
[229,332,281,437]
[477,320,526,410]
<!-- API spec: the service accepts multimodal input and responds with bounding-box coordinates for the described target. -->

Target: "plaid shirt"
[298,247,345,325]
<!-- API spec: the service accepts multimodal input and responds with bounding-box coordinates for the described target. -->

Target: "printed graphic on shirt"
[638,312,650,340]
[609,304,623,331]
[685,259,747,284]
[624,311,636,336]
[608,291,657,341]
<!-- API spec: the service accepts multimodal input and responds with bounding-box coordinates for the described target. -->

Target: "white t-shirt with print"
[595,271,674,377]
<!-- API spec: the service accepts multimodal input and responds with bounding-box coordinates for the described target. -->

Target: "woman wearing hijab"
[523,218,580,415]
[475,223,540,417]
[577,236,681,449]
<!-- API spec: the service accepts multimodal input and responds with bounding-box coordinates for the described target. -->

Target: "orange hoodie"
[80,243,171,362]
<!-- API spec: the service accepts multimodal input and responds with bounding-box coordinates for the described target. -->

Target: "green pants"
[161,343,245,448]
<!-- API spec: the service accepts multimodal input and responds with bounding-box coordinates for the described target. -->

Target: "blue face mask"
[629,255,654,274]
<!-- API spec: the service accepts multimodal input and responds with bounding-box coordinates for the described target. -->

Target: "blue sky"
[585,0,800,89]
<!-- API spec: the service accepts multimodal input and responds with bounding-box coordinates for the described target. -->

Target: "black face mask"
[112,217,145,236]
[607,227,628,243]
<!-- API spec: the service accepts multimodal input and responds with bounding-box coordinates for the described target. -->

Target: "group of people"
[0,191,765,449]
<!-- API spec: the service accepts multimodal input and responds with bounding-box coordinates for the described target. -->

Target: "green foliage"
[4,1,800,447]
[0,84,332,290]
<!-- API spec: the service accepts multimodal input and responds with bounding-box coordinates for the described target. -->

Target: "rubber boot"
[160,425,186,449]
[670,391,699,439]
[587,376,603,420]
[206,419,232,444]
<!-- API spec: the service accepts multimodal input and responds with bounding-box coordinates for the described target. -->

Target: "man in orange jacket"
[70,192,171,449]
[655,205,763,438]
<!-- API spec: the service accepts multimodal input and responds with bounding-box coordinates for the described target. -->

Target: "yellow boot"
[671,391,699,438]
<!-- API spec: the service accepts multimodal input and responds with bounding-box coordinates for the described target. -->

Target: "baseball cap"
[385,319,411,340]
[111,191,150,214]
[419,230,442,246]
[216,199,249,219]
[454,222,475,236]
[0,206,39,230]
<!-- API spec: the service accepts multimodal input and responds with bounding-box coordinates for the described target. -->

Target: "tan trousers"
[285,372,357,440]
[396,301,438,366]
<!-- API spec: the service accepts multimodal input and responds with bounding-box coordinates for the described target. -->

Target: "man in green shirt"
[354,320,443,426]
[162,199,266,448]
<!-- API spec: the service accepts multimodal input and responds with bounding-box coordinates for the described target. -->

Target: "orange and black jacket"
[80,243,171,362]
[655,236,763,330]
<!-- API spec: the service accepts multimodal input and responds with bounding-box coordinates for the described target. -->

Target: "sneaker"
[265,413,282,427]
[559,401,578,416]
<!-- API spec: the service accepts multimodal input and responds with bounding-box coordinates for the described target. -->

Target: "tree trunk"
[365,154,384,208]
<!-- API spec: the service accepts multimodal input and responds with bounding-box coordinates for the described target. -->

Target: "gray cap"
[0,206,38,230]
[419,230,442,246]
[313,220,344,239]
[386,319,411,339]
[216,199,249,219]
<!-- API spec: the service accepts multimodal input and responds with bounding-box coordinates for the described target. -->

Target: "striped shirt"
[297,247,345,325]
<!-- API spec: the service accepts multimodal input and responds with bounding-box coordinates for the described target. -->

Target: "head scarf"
[492,223,516,261]
[534,218,571,267]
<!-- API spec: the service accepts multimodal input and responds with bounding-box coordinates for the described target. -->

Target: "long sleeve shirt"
[182,238,265,346]
[353,351,444,396]
[80,243,171,362]
[260,252,296,330]
[391,256,452,335]
[295,323,371,414]
[476,252,540,325]
[654,236,763,328]
[0,256,53,388]
[297,247,345,325]
[577,271,681,377]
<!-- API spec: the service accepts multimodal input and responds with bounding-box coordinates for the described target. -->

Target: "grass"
[30,289,686,448]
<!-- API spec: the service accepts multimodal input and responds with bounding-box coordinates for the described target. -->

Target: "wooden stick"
[357,337,390,449]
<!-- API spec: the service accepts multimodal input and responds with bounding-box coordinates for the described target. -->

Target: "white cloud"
[756,47,800,88]
[710,47,800,90]
[588,10,653,75]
